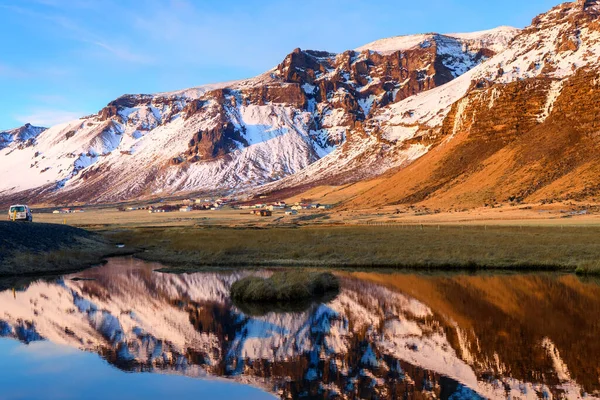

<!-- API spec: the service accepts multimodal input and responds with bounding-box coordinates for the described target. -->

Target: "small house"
[259,210,272,217]
[179,206,192,212]
[285,210,298,215]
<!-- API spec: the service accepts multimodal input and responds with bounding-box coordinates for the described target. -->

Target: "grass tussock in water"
[230,271,340,303]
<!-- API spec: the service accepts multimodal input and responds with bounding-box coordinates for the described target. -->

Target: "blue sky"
[0,0,561,130]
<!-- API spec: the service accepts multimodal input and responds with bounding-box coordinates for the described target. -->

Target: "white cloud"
[15,109,83,127]
[89,41,154,64]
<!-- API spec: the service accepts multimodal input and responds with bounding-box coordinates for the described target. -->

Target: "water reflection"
[0,258,599,399]
[0,339,274,400]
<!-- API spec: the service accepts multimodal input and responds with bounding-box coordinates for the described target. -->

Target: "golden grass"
[102,224,600,273]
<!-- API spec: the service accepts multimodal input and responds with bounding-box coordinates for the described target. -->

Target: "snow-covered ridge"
[447,26,521,53]
[355,26,520,55]
[153,80,245,100]
[0,123,46,151]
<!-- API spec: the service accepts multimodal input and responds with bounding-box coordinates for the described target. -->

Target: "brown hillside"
[347,68,600,209]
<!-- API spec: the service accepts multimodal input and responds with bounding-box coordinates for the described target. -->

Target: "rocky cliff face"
[0,26,517,204]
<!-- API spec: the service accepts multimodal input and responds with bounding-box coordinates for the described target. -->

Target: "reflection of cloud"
[15,109,82,127]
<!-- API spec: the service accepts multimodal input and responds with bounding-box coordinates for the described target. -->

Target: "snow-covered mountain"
[0,23,518,204]
[1,0,598,206]
[1,258,598,399]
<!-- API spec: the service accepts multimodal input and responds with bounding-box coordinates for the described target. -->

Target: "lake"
[0,257,599,399]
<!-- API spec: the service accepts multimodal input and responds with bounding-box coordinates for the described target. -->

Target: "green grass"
[101,225,600,274]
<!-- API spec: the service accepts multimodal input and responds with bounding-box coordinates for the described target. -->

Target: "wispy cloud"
[1,2,152,65]
[0,63,29,79]
[88,41,154,64]
[15,109,83,127]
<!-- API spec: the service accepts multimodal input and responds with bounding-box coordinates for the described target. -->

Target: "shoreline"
[3,209,600,278]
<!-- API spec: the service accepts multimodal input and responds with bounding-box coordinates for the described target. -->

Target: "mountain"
[345,0,600,209]
[1,1,597,208]
[0,25,517,204]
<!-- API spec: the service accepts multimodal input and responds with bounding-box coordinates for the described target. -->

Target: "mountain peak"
[0,123,47,151]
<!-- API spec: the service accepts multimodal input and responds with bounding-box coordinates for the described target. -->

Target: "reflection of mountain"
[0,258,598,399]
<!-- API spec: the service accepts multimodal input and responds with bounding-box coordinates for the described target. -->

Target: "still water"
[0,258,599,400]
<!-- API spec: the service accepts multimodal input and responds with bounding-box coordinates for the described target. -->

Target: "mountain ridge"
[1,1,597,207]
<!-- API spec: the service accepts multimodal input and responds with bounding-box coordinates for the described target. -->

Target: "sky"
[0,0,562,130]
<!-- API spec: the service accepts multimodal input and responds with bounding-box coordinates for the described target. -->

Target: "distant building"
[285,210,297,215]
[179,206,192,212]
[253,209,272,216]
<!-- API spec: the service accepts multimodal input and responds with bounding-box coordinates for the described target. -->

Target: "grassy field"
[102,224,600,274]
[12,202,600,276]
[0,221,125,277]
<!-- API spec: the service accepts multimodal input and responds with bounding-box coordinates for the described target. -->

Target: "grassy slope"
[0,221,120,276]
[103,225,600,274]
